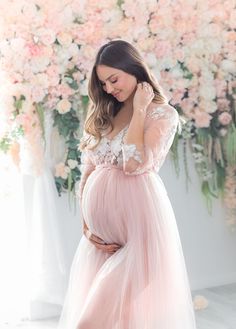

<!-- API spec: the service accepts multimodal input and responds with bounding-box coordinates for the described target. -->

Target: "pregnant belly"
[82,166,128,245]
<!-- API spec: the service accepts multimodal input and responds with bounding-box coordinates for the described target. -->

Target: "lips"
[112,92,120,97]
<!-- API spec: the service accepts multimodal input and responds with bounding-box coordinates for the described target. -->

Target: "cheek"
[125,78,137,94]
[119,77,136,93]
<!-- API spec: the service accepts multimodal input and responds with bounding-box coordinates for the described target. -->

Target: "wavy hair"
[80,40,168,150]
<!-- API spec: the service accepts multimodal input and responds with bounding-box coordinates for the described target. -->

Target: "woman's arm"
[78,165,94,230]
[122,82,154,174]
[123,110,146,173]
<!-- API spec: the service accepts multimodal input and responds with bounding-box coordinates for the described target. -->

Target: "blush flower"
[68,159,78,169]
[56,99,71,114]
[218,112,232,126]
[193,110,212,128]
[57,31,73,47]
[55,162,70,179]
[193,295,209,310]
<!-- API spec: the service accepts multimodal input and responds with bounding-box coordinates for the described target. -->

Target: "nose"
[106,82,114,94]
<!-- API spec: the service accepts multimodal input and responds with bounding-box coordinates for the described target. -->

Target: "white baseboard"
[191,272,236,291]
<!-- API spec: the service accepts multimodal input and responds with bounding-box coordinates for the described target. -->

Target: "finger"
[143,82,150,92]
[90,235,106,244]
[144,82,152,90]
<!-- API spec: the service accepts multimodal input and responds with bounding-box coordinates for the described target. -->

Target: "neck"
[123,91,135,113]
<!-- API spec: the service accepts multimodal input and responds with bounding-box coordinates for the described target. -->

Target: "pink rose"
[57,31,72,46]
[46,65,60,87]
[9,142,20,167]
[171,89,184,104]
[186,57,201,74]
[155,40,172,58]
[217,98,230,111]
[26,43,43,57]
[228,81,236,95]
[55,162,70,179]
[56,99,71,114]
[218,112,232,126]
[36,28,56,46]
[193,111,212,128]
[31,87,46,103]
[180,98,195,119]
[213,79,227,98]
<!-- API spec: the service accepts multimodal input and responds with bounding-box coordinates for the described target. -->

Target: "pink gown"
[57,104,197,329]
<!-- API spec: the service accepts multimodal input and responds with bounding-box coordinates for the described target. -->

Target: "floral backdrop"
[0,0,235,229]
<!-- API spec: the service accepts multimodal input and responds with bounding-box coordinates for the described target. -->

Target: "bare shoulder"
[146,102,179,120]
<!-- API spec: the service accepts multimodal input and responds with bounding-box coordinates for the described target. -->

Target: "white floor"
[1,282,236,329]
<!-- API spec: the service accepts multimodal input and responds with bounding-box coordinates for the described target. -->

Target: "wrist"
[133,106,147,115]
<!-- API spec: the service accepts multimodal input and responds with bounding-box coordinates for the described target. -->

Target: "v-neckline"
[102,124,129,142]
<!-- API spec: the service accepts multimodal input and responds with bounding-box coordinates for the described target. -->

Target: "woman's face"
[96,65,137,102]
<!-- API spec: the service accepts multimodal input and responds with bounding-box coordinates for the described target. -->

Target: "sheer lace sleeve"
[121,105,179,175]
[78,132,95,202]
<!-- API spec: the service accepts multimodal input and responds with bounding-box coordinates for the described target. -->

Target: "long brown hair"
[80,40,168,150]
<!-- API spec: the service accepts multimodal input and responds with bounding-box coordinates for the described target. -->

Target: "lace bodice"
[77,105,179,199]
[81,105,178,169]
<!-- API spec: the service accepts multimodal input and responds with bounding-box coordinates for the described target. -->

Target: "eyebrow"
[99,74,117,83]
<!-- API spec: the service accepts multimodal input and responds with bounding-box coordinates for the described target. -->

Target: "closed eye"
[101,79,118,87]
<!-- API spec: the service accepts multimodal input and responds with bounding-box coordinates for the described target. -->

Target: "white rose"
[199,85,217,101]
[199,100,217,113]
[22,3,38,18]
[205,38,222,54]
[151,67,161,80]
[145,53,158,68]
[68,159,78,169]
[33,73,49,88]
[221,59,236,73]
[36,28,56,46]
[67,43,79,57]
[56,99,71,114]
[30,57,50,73]
[57,32,73,47]
[10,37,26,52]
[158,57,176,70]
[79,80,88,96]
[171,65,183,78]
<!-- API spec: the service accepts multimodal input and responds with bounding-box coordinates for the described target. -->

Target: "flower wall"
[0,0,235,228]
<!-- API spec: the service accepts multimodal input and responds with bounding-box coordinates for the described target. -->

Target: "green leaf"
[35,103,45,140]
[0,137,11,153]
[224,124,236,166]
[215,162,226,193]
[183,139,191,191]
[68,80,79,90]
[184,72,194,80]
[117,0,125,7]
[66,137,80,148]
[11,126,24,139]
[170,132,180,177]
[81,95,89,108]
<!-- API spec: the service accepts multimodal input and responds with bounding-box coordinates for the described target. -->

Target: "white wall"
[56,147,236,296]
[160,147,236,291]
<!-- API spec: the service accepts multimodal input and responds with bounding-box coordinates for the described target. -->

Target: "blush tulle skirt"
[57,165,197,329]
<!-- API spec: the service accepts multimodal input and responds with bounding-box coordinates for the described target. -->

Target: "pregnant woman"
[57,39,197,329]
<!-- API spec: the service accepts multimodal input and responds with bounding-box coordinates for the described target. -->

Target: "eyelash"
[101,79,118,87]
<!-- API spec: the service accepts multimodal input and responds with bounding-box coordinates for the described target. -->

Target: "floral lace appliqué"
[87,127,129,167]
[122,144,142,164]
[146,106,173,120]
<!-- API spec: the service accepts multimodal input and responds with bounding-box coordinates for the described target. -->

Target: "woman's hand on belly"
[84,228,121,254]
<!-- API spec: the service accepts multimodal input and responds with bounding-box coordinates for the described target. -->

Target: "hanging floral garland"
[0,0,235,229]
